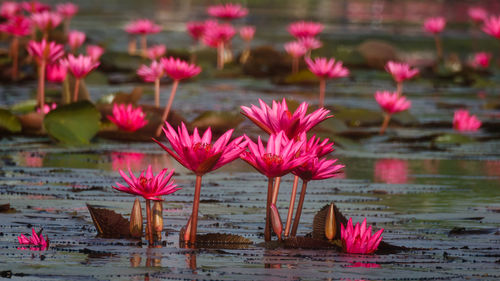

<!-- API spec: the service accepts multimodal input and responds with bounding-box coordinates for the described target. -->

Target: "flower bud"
[270,204,283,240]
[183,217,192,243]
[152,201,163,241]
[325,203,336,240]
[129,198,143,238]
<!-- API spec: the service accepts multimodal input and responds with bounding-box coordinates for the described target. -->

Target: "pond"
[1,0,500,280]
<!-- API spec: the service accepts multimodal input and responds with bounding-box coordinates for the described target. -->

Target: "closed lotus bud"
[130,198,143,238]
[152,201,163,241]
[130,253,141,267]
[183,217,192,243]
[270,204,283,240]
[325,203,336,240]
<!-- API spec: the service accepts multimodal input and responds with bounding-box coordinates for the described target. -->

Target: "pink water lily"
[107,103,148,132]
[453,109,481,132]
[284,41,307,74]
[68,30,86,53]
[471,52,492,68]
[22,1,50,13]
[207,3,248,20]
[56,3,78,19]
[146,44,166,60]
[298,36,323,53]
[2,15,31,81]
[341,218,384,254]
[86,45,104,62]
[202,22,236,70]
[288,21,324,39]
[239,26,255,42]
[46,62,67,83]
[385,61,419,95]
[306,57,349,108]
[186,21,206,42]
[31,11,63,38]
[18,228,48,250]
[482,15,500,39]
[468,7,488,23]
[61,54,99,102]
[1,2,20,19]
[36,102,57,114]
[375,91,411,134]
[137,60,164,107]
[124,19,161,56]
[423,17,446,34]
[241,98,332,139]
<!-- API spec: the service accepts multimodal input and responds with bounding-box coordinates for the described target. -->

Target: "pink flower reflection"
[346,262,381,268]
[21,151,46,167]
[111,152,145,172]
[374,159,409,184]
[485,161,500,179]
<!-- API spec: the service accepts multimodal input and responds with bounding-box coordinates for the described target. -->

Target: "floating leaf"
[282,237,339,250]
[335,108,383,127]
[0,203,16,213]
[10,99,37,114]
[112,87,143,105]
[0,108,22,133]
[86,204,132,239]
[434,133,474,145]
[191,111,244,133]
[179,229,252,249]
[44,101,101,145]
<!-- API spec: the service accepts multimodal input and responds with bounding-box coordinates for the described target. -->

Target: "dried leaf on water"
[179,228,252,249]
[86,204,132,239]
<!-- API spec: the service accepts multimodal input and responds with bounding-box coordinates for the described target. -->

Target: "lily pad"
[191,111,244,133]
[10,99,37,114]
[0,108,22,133]
[335,108,383,127]
[274,69,318,85]
[433,133,474,145]
[43,101,101,145]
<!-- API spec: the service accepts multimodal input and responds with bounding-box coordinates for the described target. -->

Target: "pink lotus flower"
[22,1,50,13]
[27,39,65,64]
[146,44,166,60]
[124,19,161,35]
[423,17,446,34]
[154,122,246,176]
[241,98,332,138]
[306,57,349,79]
[207,3,248,20]
[300,134,335,158]
[240,26,255,42]
[471,52,492,68]
[113,165,179,201]
[385,61,419,83]
[161,57,201,81]
[186,21,206,41]
[288,21,324,39]
[374,159,408,184]
[86,45,104,62]
[61,54,99,79]
[341,218,383,254]
[31,11,63,33]
[284,41,307,58]
[68,30,86,52]
[453,109,481,132]
[18,228,48,250]
[375,91,411,114]
[202,22,236,48]
[298,36,323,51]
[46,62,67,83]
[56,3,78,19]
[1,15,31,36]
[1,1,20,19]
[36,102,57,114]
[107,103,148,132]
[482,15,500,39]
[468,7,488,23]
[293,157,344,182]
[137,60,164,82]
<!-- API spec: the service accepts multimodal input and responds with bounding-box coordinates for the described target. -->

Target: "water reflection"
[20,151,45,168]
[374,159,409,184]
[111,152,174,172]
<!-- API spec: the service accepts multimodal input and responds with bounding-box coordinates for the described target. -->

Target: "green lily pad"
[335,108,383,127]
[0,108,22,133]
[191,111,244,133]
[434,133,474,144]
[316,118,349,134]
[43,101,101,145]
[281,69,318,85]
[392,111,418,126]
[10,99,37,114]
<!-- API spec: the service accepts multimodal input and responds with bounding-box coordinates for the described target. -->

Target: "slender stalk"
[319,78,326,109]
[37,60,46,111]
[264,177,274,242]
[73,78,80,102]
[189,175,203,245]
[141,34,147,57]
[379,113,391,135]
[434,35,443,61]
[284,175,299,237]
[292,57,299,75]
[145,199,153,245]
[396,82,403,97]
[154,78,160,108]
[128,37,137,55]
[217,42,224,70]
[271,176,281,205]
[290,180,308,237]
[62,77,71,104]
[156,79,179,137]
[11,37,19,81]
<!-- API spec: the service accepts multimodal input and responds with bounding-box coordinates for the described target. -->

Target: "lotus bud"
[152,201,163,241]
[130,253,141,267]
[183,217,192,243]
[325,203,336,240]
[130,198,143,238]
[270,204,283,240]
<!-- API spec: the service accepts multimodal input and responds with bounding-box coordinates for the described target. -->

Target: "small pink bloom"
[374,159,408,184]
[36,102,57,114]
[375,91,411,114]
[453,109,481,132]
[470,52,492,68]
[306,57,349,79]
[298,36,322,51]
[1,2,20,19]
[46,62,67,83]
[241,98,332,138]
[468,7,488,23]
[288,21,324,38]
[27,39,65,64]
[31,11,63,32]
[113,165,179,201]
[124,19,161,35]
[207,3,248,20]
[300,134,335,158]
[146,44,166,60]
[160,57,201,81]
[22,1,50,13]
[68,30,86,51]
[284,41,307,58]
[107,103,148,132]
[186,21,206,41]
[86,45,104,62]
[17,228,48,251]
[61,54,99,78]
[482,15,500,39]
[154,122,247,176]
[137,60,164,82]
[202,22,236,48]
[56,3,78,19]
[1,15,31,36]
[385,61,419,83]
[423,17,446,34]
[341,218,383,254]
[293,157,344,182]
[239,26,255,42]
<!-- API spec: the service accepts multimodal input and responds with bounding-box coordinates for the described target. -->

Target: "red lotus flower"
[2,15,31,36]
[61,54,99,78]
[385,61,419,83]
[113,165,179,201]
[306,57,349,79]
[375,91,411,114]
[124,19,161,35]
[288,21,324,38]
[202,22,236,48]
[86,45,104,62]
[27,39,65,64]
[468,7,488,23]
[160,56,201,81]
[186,21,206,41]
[241,98,332,139]
[470,52,492,68]
[453,109,481,132]
[240,26,255,42]
[56,3,78,19]
[137,60,164,82]
[18,228,48,250]
[107,103,148,132]
[300,134,335,158]
[46,62,67,83]
[293,157,344,182]
[341,218,384,254]
[1,2,20,19]
[22,1,50,13]
[482,15,500,39]
[298,36,322,51]
[154,122,247,176]
[423,17,446,34]
[31,11,63,32]
[207,3,248,20]
[68,30,86,52]
[284,41,307,58]
[146,44,166,60]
